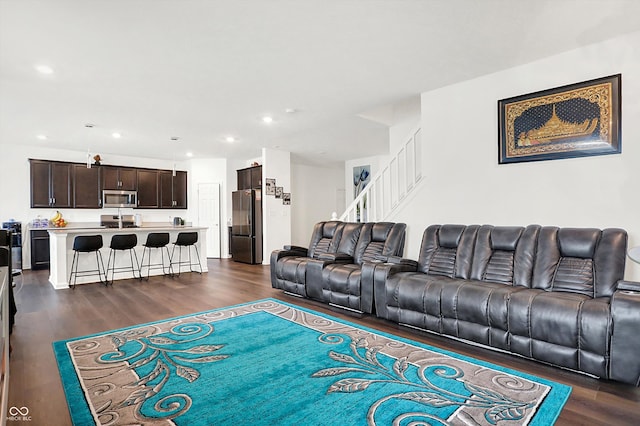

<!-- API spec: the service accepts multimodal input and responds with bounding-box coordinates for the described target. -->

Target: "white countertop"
[46,224,206,233]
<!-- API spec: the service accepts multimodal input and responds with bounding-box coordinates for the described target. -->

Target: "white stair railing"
[340,127,423,222]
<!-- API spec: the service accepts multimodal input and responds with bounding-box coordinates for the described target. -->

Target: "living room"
[2,1,640,424]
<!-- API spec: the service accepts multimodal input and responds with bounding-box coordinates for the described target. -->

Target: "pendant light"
[85,124,94,168]
[171,136,179,176]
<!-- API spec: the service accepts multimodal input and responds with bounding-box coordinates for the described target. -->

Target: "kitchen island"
[47,225,208,289]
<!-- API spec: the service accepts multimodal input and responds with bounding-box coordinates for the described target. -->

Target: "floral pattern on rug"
[68,322,229,424]
[313,334,537,425]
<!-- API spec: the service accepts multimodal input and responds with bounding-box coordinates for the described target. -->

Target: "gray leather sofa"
[271,221,406,313]
[374,224,640,385]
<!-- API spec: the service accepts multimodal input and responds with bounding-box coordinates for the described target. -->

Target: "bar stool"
[69,235,106,289]
[106,234,141,284]
[139,232,172,280]
[170,231,203,276]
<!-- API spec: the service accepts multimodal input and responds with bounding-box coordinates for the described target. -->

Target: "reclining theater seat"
[439,225,540,350]
[312,222,407,314]
[304,222,364,303]
[374,224,479,325]
[508,227,626,380]
[270,221,345,297]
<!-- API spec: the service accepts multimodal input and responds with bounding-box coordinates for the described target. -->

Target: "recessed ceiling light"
[262,116,273,124]
[285,108,298,114]
[35,65,54,75]
[36,134,47,140]
[171,136,180,141]
[112,132,121,139]
[226,136,235,143]
[186,152,193,157]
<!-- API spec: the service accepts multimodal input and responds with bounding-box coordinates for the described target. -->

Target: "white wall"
[388,30,640,280]
[389,98,421,154]
[261,148,291,264]
[290,163,344,247]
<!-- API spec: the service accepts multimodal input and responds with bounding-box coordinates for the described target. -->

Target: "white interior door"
[198,183,221,258]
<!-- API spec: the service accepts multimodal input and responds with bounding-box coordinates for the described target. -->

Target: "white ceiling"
[2,0,640,168]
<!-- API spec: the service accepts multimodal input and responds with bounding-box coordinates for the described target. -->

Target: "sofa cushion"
[324,263,363,311]
[354,222,406,265]
[417,224,479,279]
[532,227,627,297]
[508,289,610,378]
[273,257,312,296]
[470,225,539,287]
[308,221,344,259]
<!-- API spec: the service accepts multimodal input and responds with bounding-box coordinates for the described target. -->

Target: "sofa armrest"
[317,252,354,263]
[283,245,308,256]
[367,261,419,318]
[610,284,640,385]
[616,280,640,292]
[384,256,419,268]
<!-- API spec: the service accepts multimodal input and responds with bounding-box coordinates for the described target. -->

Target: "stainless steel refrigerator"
[231,189,262,264]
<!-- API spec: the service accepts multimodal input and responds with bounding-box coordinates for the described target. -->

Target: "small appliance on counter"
[100,214,138,228]
[173,217,184,226]
[1,220,22,272]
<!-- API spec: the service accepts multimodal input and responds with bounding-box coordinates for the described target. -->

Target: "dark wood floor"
[8,259,640,425]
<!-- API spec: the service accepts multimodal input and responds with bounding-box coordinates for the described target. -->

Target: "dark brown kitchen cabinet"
[237,165,262,190]
[30,160,72,208]
[30,229,50,270]
[160,170,187,209]
[29,159,188,210]
[102,166,137,190]
[137,169,159,208]
[73,164,101,208]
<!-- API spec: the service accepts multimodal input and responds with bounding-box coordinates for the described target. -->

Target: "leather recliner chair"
[270,221,348,297]
[308,222,406,313]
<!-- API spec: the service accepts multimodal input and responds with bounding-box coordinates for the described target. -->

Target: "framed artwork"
[498,74,621,164]
[265,178,276,195]
[275,186,283,198]
[353,165,371,197]
[282,193,291,205]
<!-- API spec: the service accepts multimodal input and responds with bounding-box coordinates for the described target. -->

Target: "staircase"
[340,127,423,222]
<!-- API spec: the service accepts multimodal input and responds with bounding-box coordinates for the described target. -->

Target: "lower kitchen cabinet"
[30,229,50,270]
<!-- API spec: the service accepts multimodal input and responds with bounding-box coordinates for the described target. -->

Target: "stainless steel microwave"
[102,190,137,208]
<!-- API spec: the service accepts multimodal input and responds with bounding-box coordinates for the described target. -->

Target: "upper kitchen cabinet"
[237,165,262,190]
[102,166,137,190]
[73,164,102,208]
[30,159,72,208]
[159,170,187,209]
[137,169,159,208]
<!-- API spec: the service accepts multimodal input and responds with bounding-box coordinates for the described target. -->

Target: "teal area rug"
[53,299,571,425]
